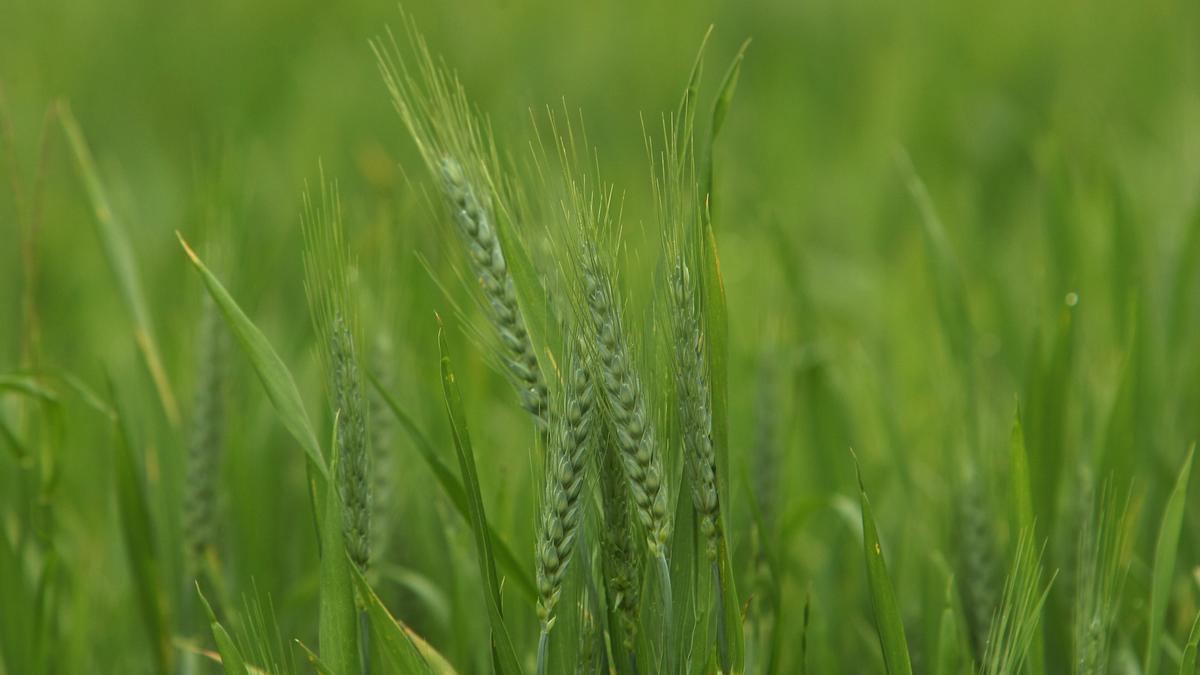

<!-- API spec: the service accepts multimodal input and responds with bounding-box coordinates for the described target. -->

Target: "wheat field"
[2,0,1200,673]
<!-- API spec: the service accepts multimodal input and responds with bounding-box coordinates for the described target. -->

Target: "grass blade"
[319,415,360,675]
[197,583,250,675]
[367,373,536,604]
[350,563,449,674]
[1008,404,1044,675]
[934,602,959,675]
[108,375,173,673]
[701,37,750,219]
[438,324,523,675]
[1145,444,1195,675]
[177,232,327,478]
[59,105,179,429]
[855,455,913,675]
[1180,611,1200,675]
[296,640,336,675]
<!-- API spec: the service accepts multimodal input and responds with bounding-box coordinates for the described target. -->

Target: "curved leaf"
[178,232,327,478]
[438,325,522,675]
[1146,444,1195,675]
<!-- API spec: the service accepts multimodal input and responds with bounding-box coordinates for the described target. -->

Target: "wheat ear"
[668,260,721,562]
[599,423,643,668]
[184,292,226,568]
[535,347,596,673]
[373,20,549,432]
[301,176,371,572]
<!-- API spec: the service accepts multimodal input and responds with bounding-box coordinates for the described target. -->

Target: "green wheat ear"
[980,529,1055,675]
[372,17,549,432]
[301,172,371,573]
[957,464,999,661]
[599,421,643,664]
[534,341,596,674]
[653,115,722,563]
[184,292,226,571]
[1072,483,1134,675]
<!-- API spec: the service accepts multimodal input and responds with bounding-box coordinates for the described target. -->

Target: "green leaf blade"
[60,106,180,429]
[319,420,361,675]
[856,462,913,675]
[108,376,173,674]
[197,584,250,675]
[438,326,523,675]
[177,232,327,478]
[351,563,447,674]
[1146,444,1195,675]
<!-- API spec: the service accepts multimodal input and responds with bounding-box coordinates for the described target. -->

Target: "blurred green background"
[3,0,1200,671]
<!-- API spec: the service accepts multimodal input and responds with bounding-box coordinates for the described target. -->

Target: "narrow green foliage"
[696,39,748,671]
[350,564,440,675]
[302,175,371,572]
[980,530,1054,675]
[702,37,751,224]
[898,150,974,389]
[535,347,595,644]
[438,326,523,675]
[1025,301,1075,536]
[107,376,173,674]
[237,590,299,675]
[178,233,328,478]
[319,415,361,675]
[1145,444,1195,675]
[1008,403,1044,675]
[60,105,180,429]
[1180,611,1200,675]
[296,641,337,675]
[374,18,549,431]
[856,458,913,675]
[934,598,960,675]
[1009,404,1034,536]
[197,584,250,675]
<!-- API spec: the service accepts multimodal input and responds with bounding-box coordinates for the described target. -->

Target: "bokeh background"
[3,0,1200,671]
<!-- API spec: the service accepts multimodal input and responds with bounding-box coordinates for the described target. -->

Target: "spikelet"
[1072,484,1133,675]
[184,293,226,567]
[958,467,998,660]
[599,423,643,659]
[373,19,549,432]
[980,530,1054,675]
[578,238,671,557]
[535,346,596,630]
[301,174,371,572]
[668,258,721,561]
